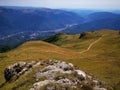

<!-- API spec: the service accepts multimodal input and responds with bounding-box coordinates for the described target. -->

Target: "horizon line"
[0,5,120,10]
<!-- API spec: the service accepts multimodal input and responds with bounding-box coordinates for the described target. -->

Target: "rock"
[93,86,107,90]
[35,61,74,80]
[46,86,56,90]
[4,62,26,81]
[18,62,26,67]
[4,61,38,81]
[93,80,99,85]
[87,75,93,80]
[68,63,74,67]
[57,78,73,85]
[30,60,111,90]
[30,80,55,90]
[33,61,41,67]
[4,60,113,90]
[75,70,86,78]
[4,68,15,81]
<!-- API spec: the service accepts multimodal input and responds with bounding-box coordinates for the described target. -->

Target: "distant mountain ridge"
[85,12,119,22]
[63,12,120,34]
[0,6,83,36]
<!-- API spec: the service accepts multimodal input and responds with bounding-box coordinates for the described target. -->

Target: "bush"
[0,45,11,53]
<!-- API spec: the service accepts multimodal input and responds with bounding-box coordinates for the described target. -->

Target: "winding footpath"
[79,35,104,53]
[40,35,105,55]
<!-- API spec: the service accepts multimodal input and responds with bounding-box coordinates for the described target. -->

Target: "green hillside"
[0,30,120,90]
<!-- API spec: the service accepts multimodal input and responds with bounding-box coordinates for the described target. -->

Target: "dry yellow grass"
[0,29,120,89]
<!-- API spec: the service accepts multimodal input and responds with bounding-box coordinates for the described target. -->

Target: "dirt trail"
[41,35,105,55]
[79,35,104,53]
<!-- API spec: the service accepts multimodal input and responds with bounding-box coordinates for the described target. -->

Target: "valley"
[0,23,77,40]
[0,23,78,49]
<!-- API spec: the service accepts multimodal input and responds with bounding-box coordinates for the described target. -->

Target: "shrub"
[0,45,11,53]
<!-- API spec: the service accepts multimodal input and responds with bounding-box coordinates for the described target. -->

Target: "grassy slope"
[0,30,120,89]
[44,30,120,89]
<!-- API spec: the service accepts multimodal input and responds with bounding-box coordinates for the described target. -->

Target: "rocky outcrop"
[4,60,113,90]
[4,61,40,81]
[29,60,113,90]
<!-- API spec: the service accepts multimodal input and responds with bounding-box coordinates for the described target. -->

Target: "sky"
[0,0,120,10]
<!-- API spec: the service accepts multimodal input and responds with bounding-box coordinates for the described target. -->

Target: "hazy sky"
[0,0,120,9]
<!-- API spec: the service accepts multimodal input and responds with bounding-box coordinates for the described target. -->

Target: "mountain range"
[63,12,120,34]
[0,6,83,37]
[0,6,120,50]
